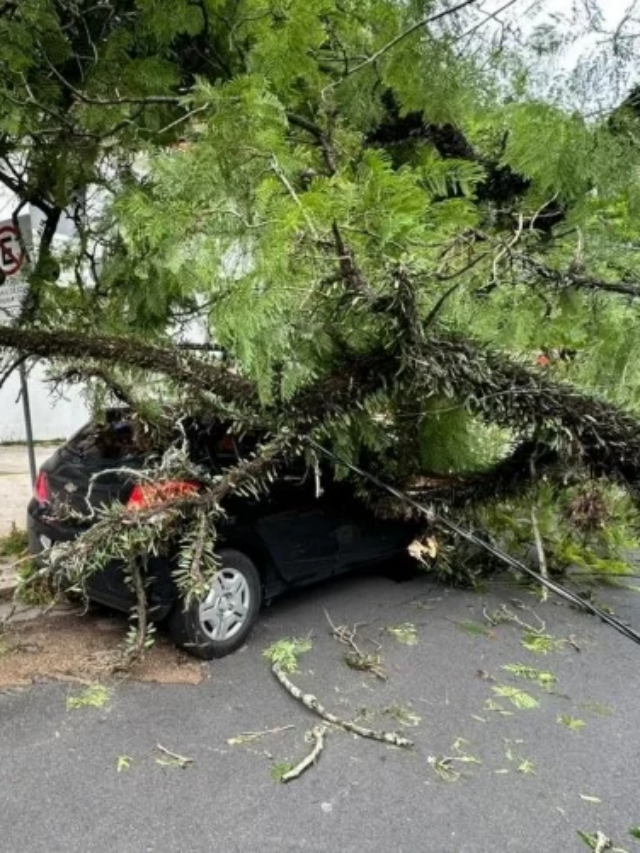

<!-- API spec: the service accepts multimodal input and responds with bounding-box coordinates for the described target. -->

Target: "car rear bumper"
[27,501,176,621]
[27,500,83,552]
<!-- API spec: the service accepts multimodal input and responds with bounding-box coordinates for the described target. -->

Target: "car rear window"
[63,410,139,463]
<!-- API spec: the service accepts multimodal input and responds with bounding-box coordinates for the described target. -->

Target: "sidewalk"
[0,443,58,597]
[0,443,57,536]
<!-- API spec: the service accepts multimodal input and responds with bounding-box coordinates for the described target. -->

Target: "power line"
[308,439,640,647]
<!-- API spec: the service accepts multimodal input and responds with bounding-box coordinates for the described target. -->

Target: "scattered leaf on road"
[270,761,294,782]
[384,704,422,727]
[492,685,539,710]
[558,715,586,732]
[484,698,514,716]
[385,623,418,645]
[66,684,110,710]
[263,637,312,674]
[501,663,556,688]
[581,703,613,718]
[521,633,565,654]
[457,621,492,637]
[116,756,132,772]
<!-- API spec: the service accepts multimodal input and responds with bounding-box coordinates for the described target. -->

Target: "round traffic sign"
[0,224,25,278]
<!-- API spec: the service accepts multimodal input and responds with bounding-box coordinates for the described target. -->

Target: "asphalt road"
[1,568,639,853]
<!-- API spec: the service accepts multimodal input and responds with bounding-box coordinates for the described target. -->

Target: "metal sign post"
[0,214,36,485]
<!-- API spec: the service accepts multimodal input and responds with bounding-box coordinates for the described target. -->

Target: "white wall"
[0,189,90,442]
[0,365,89,442]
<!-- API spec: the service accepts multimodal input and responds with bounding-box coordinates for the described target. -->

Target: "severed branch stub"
[270,662,413,748]
[280,726,326,783]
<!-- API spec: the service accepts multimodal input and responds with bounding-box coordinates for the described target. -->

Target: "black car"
[27,413,417,659]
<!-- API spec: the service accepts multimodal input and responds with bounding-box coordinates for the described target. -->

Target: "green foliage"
[385,623,418,645]
[263,637,312,673]
[270,761,295,782]
[4,0,640,610]
[557,714,587,732]
[0,525,28,557]
[476,480,640,579]
[456,620,493,637]
[521,634,565,654]
[491,685,539,710]
[501,664,557,689]
[16,558,57,608]
[66,684,111,710]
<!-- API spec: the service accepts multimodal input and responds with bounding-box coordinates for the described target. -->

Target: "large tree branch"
[0,327,258,408]
[416,335,640,487]
[517,253,640,299]
[286,113,337,175]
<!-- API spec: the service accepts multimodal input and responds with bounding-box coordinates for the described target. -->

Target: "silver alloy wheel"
[198,568,251,641]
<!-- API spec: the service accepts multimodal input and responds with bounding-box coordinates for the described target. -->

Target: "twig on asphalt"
[227,725,295,745]
[530,508,549,602]
[324,609,386,679]
[281,726,326,783]
[156,743,194,766]
[271,663,413,747]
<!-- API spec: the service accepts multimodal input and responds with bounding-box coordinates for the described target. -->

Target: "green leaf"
[384,704,422,727]
[270,761,294,782]
[116,756,132,772]
[457,620,493,637]
[521,634,565,654]
[263,637,312,673]
[557,715,587,731]
[66,685,111,710]
[385,623,418,645]
[577,830,598,849]
[492,685,540,710]
[501,663,557,688]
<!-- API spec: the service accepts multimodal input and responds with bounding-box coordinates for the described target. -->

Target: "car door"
[255,464,340,585]
[334,501,415,569]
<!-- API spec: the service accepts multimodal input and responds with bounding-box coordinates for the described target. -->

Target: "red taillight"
[34,471,50,504]
[126,480,199,510]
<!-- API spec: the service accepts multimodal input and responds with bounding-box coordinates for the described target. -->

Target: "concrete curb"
[0,559,18,600]
[0,598,80,625]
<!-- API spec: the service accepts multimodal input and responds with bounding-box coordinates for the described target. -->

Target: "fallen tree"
[2,0,640,651]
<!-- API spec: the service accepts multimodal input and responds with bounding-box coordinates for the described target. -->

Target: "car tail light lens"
[127,480,199,510]
[34,471,50,504]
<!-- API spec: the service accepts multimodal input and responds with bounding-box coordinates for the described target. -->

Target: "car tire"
[168,549,262,660]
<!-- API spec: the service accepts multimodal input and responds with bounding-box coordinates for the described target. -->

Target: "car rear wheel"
[168,549,262,660]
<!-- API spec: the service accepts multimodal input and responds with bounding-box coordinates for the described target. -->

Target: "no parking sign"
[0,214,32,325]
[0,223,25,277]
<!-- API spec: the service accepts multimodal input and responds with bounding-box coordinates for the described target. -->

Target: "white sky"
[478,0,640,109]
